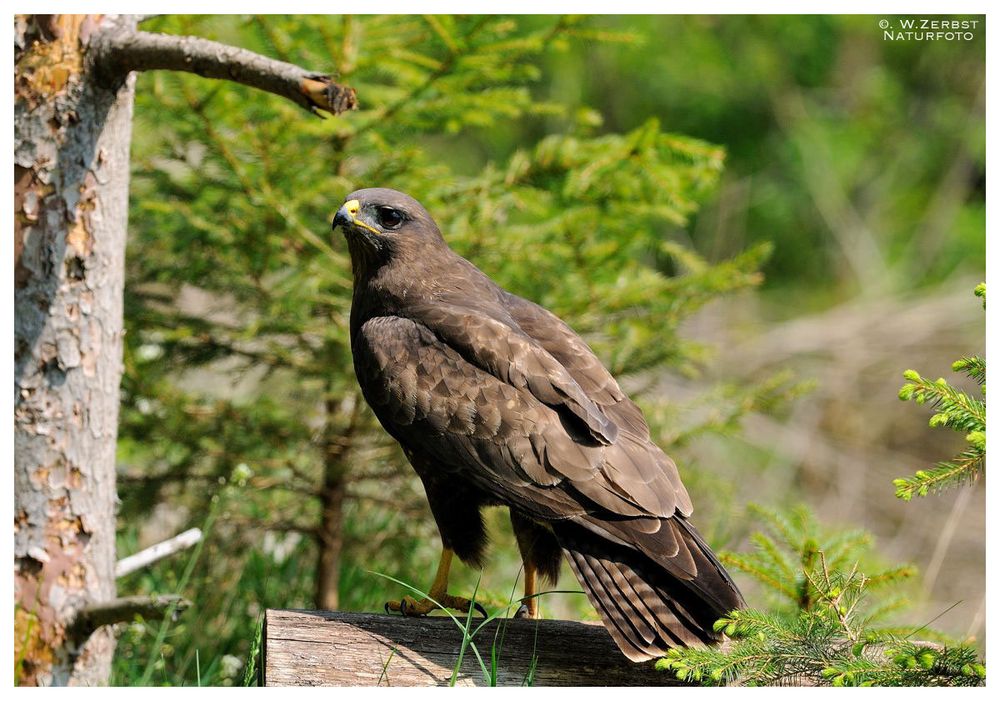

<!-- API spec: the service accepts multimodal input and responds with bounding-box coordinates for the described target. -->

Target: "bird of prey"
[333,188,745,661]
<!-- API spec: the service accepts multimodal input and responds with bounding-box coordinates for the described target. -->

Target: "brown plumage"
[334,187,745,661]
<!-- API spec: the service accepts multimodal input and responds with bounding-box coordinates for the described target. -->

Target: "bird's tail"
[560,519,745,662]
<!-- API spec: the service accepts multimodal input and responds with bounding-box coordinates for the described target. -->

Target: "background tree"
[112,18,786,683]
[14,13,355,685]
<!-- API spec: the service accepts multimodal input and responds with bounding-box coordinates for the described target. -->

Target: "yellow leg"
[428,548,453,598]
[524,563,538,617]
[385,548,486,617]
[515,562,538,619]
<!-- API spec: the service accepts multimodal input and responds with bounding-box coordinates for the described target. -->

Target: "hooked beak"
[332,199,361,231]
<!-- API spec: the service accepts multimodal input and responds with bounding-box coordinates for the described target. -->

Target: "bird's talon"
[384,592,483,618]
[514,603,530,619]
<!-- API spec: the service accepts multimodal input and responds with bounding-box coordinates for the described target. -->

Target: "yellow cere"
[344,199,382,235]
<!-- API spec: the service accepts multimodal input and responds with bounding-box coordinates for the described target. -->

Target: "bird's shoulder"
[353,314,544,439]
[381,293,621,446]
[500,290,652,439]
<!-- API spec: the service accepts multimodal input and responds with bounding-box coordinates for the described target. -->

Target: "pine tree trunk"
[14,14,136,686]
[315,396,350,610]
[315,472,346,610]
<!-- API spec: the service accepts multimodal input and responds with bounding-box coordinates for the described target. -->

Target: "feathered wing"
[353,315,590,519]
[502,290,653,440]
[354,309,744,661]
[504,291,745,658]
[404,301,619,445]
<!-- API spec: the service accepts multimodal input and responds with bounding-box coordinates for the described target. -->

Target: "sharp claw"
[514,603,530,619]
[473,601,488,618]
[384,602,392,615]
[400,599,408,616]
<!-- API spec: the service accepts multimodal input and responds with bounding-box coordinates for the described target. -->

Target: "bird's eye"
[376,207,405,230]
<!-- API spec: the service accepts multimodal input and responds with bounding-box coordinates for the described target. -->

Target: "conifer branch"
[659,506,983,686]
[894,284,985,500]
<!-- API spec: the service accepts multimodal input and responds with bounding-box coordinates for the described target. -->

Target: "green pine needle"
[660,506,983,687]
[894,285,985,500]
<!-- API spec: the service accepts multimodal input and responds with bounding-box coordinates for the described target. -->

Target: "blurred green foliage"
[112,14,984,685]
[537,16,985,301]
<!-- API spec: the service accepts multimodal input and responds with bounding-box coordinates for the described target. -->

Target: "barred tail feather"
[560,519,745,662]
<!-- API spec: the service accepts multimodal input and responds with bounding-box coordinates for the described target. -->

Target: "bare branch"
[115,528,203,578]
[71,595,190,636]
[92,30,357,115]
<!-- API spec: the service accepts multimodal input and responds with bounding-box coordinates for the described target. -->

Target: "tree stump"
[262,609,686,686]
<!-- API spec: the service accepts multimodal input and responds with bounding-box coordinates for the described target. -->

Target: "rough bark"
[262,609,686,686]
[14,14,359,685]
[14,14,137,686]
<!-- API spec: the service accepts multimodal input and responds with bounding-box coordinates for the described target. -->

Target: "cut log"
[262,609,686,687]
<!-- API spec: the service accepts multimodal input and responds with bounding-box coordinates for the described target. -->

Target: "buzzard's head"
[333,188,444,273]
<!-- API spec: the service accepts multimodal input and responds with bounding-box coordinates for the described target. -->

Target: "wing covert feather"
[353,315,693,524]
[405,303,619,445]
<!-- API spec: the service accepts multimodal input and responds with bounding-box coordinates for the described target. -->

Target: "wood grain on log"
[263,609,685,687]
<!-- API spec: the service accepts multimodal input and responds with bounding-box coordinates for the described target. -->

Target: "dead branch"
[71,595,190,636]
[91,29,357,115]
[115,528,203,578]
